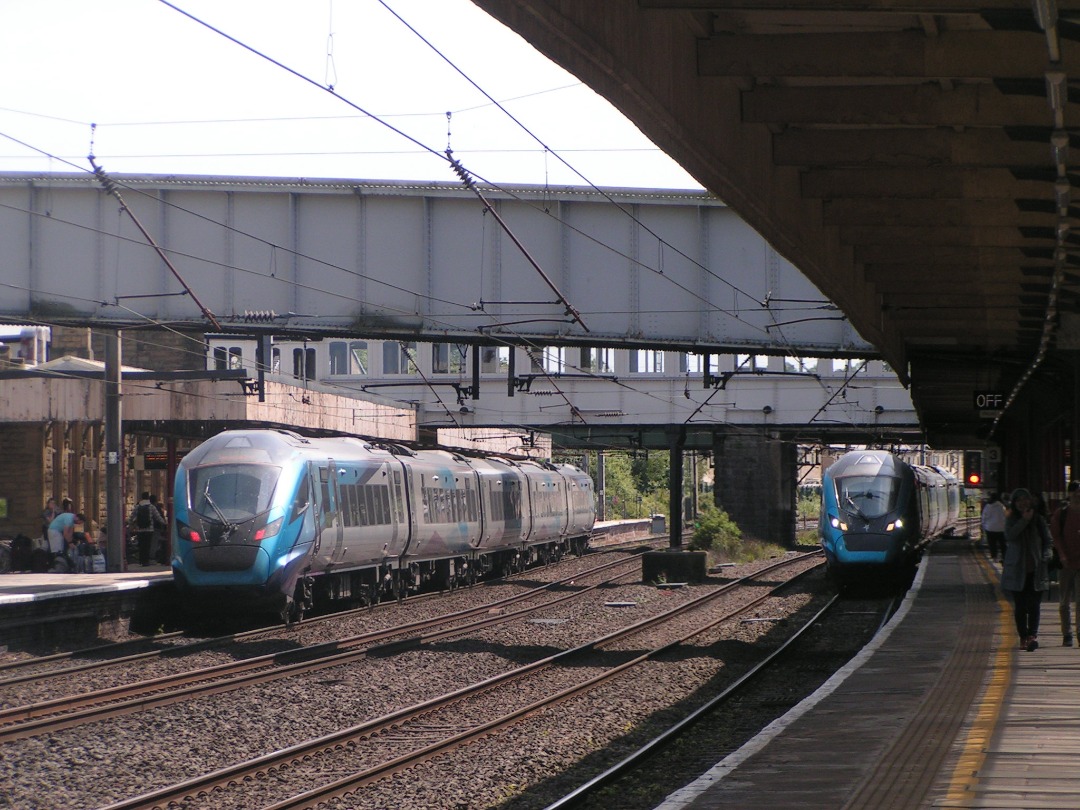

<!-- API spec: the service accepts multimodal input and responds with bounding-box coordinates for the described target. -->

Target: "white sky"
[0,0,703,190]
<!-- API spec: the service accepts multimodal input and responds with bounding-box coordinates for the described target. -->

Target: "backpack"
[135,502,153,530]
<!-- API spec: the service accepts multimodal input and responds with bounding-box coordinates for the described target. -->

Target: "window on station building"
[579,347,613,373]
[271,347,281,374]
[630,349,664,374]
[736,354,769,371]
[213,345,244,371]
[292,347,316,382]
[785,356,818,373]
[481,346,510,374]
[329,340,368,375]
[432,343,467,374]
[831,357,864,373]
[383,341,418,375]
[679,354,720,374]
[542,346,566,373]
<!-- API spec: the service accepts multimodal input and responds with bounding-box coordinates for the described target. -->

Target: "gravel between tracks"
[1,551,851,809]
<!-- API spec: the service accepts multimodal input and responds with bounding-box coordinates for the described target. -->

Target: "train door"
[389,464,410,555]
[310,459,342,563]
[395,462,414,557]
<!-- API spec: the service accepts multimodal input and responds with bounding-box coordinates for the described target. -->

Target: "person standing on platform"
[148,493,169,564]
[1003,487,1054,652]
[129,492,166,567]
[981,491,1007,562]
[40,497,59,548]
[1050,481,1080,646]
[46,498,74,554]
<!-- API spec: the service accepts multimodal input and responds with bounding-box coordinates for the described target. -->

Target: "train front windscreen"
[835,474,900,520]
[188,464,280,523]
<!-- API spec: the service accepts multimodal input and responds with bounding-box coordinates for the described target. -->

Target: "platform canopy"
[470,0,1080,448]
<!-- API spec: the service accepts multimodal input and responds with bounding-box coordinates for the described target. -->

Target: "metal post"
[104,330,124,572]
[597,451,606,522]
[691,450,699,520]
[472,344,481,399]
[668,428,685,549]
[1073,356,1080,485]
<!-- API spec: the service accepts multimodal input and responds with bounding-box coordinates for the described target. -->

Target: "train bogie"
[171,429,596,620]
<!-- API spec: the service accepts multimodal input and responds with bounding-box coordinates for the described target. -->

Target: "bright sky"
[0,0,704,191]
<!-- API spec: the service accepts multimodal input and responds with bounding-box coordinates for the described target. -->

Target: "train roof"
[829,450,905,477]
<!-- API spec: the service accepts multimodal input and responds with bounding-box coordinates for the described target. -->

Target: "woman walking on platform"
[1003,487,1054,651]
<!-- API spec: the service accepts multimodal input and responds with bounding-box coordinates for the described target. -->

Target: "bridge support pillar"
[713,431,796,547]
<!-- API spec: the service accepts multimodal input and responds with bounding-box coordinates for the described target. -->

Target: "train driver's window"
[838,475,898,519]
[290,476,310,523]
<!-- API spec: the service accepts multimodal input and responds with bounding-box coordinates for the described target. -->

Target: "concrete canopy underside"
[469,0,1080,448]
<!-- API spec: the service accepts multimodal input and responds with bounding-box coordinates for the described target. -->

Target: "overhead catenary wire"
[0,150,881,444]
[154,0,781,335]
[88,156,222,331]
[0,145,799,425]
[374,0,768,308]
[0,4,885,444]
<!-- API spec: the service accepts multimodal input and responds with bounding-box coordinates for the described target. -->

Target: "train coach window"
[393,471,405,523]
[466,488,478,521]
[338,482,391,526]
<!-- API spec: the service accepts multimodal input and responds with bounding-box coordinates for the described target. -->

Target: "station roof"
[471,0,1080,447]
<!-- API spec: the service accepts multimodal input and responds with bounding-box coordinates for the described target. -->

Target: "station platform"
[659,537,1079,810]
[0,565,175,649]
[0,565,171,605]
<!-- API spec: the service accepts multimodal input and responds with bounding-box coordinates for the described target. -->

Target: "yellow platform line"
[942,553,1014,805]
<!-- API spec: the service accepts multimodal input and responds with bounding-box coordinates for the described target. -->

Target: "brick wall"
[51,326,205,371]
[0,424,46,539]
[712,431,796,546]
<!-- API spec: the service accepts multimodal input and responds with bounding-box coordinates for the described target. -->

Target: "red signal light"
[966,472,982,486]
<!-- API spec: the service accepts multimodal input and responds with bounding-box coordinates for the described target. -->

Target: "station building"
[0,325,543,542]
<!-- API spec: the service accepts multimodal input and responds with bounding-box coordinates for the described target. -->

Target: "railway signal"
[963,450,983,487]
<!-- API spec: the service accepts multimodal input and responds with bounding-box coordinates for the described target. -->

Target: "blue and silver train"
[819,450,960,588]
[171,429,595,620]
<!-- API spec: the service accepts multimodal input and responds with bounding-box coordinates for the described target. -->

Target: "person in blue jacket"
[1003,487,1054,651]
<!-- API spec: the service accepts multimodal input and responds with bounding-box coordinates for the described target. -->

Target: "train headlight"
[884,519,903,532]
[830,516,848,531]
[254,517,283,542]
[886,522,895,532]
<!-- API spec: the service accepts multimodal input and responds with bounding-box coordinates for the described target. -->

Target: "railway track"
[0,549,652,741]
[544,592,900,809]
[0,531,668,685]
[97,551,823,810]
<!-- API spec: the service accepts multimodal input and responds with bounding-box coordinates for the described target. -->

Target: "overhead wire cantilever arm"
[89,156,223,331]
[447,153,589,333]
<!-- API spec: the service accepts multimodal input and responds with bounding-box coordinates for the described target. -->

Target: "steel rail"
[99,552,822,810]
[0,553,647,741]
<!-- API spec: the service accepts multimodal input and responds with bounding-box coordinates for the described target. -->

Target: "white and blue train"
[819,450,960,589]
[171,429,596,620]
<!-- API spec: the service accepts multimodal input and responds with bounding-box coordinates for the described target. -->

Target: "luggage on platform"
[30,547,51,573]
